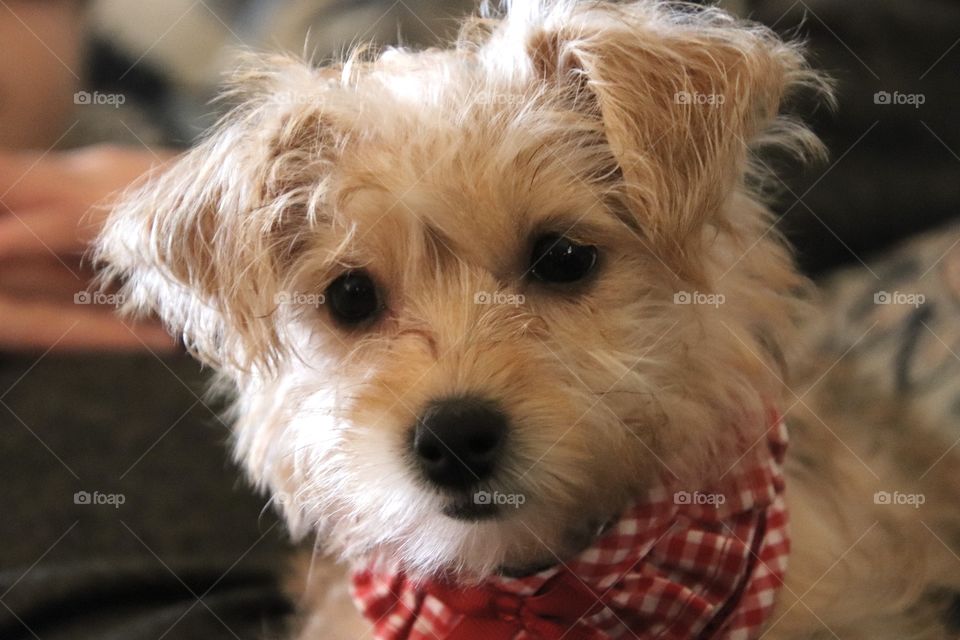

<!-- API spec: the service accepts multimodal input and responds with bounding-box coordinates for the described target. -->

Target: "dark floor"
[0,353,291,640]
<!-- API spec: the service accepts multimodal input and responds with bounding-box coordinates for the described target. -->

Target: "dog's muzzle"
[410,395,508,492]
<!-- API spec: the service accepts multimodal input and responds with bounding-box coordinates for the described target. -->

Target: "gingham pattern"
[353,417,789,640]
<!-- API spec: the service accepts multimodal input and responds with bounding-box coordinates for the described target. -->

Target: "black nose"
[412,397,508,490]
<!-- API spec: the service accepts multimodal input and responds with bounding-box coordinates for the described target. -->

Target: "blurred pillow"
[808,221,960,436]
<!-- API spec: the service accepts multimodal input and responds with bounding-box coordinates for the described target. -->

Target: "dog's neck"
[496,514,618,578]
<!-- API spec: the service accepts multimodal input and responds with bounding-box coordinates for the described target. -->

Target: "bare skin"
[0,0,85,150]
[0,1,177,353]
[0,146,177,352]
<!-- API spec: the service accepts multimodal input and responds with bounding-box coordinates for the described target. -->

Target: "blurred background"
[1,1,958,638]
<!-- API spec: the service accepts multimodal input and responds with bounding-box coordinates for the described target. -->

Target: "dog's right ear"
[489,1,827,277]
[95,54,342,371]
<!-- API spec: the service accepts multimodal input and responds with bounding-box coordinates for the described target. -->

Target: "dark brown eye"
[529,234,598,284]
[325,270,380,325]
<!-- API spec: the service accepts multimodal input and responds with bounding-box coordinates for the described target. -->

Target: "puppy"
[95,1,960,637]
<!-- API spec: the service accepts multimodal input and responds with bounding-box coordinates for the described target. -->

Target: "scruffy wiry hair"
[97,0,828,586]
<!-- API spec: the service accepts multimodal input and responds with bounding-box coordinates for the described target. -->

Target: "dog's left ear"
[516,2,821,263]
[95,54,342,371]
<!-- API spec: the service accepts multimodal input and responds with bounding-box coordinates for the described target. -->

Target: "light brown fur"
[95,1,960,637]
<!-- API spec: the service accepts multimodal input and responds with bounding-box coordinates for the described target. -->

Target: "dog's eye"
[529,234,598,284]
[326,270,380,326]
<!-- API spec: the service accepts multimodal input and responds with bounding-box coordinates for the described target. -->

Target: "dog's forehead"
[334,149,607,278]
[328,92,618,271]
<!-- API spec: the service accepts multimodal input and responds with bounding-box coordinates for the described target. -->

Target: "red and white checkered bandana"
[352,414,789,640]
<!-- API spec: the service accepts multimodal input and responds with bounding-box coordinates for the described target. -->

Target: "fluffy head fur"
[96,0,828,578]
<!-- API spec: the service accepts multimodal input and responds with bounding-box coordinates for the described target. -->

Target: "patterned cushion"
[810,222,960,435]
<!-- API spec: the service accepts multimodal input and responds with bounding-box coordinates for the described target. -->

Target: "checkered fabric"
[352,416,789,640]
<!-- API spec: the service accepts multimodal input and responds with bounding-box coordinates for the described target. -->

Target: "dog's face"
[98,2,822,576]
